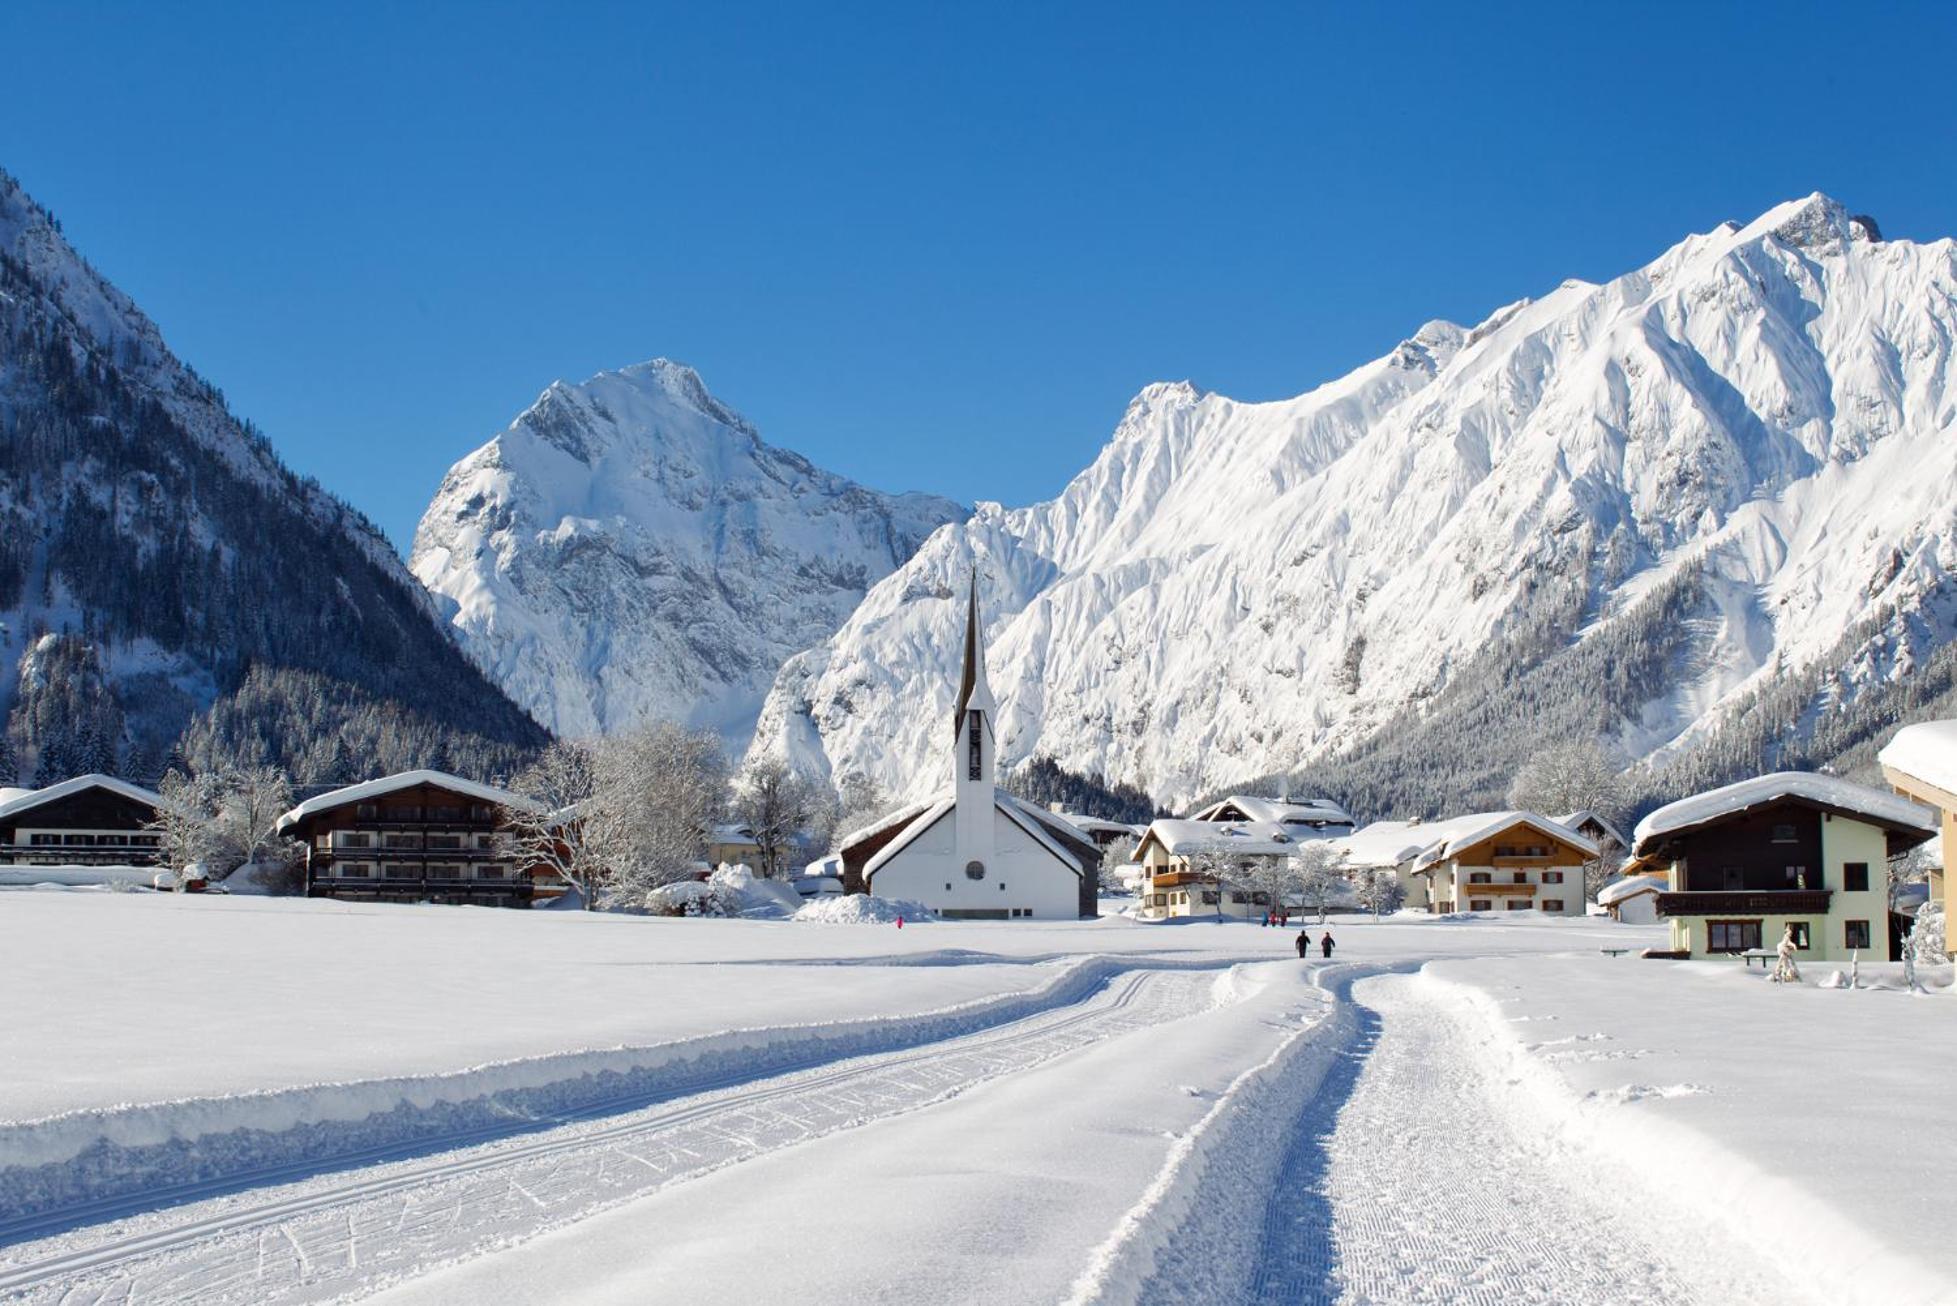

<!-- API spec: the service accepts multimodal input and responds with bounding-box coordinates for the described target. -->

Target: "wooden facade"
[0,777,165,867]
[285,776,544,908]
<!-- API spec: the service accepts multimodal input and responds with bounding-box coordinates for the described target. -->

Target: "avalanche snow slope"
[750,196,1957,808]
[411,360,966,741]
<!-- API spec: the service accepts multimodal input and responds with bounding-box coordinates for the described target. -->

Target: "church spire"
[951,568,996,738]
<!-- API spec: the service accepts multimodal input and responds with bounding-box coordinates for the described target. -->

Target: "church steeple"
[951,569,997,789]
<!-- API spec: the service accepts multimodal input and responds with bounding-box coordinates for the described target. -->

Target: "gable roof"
[1557,810,1628,850]
[1188,794,1354,828]
[0,774,170,824]
[1632,771,1936,855]
[1142,817,1310,859]
[275,769,537,833]
[1409,811,1597,874]
[1329,820,1436,869]
[1597,873,1665,906]
[858,790,1093,884]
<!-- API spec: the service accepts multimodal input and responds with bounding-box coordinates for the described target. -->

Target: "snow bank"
[0,952,1203,1224]
[1065,965,1364,1304]
[793,894,936,924]
[710,863,805,918]
[1419,967,1952,1304]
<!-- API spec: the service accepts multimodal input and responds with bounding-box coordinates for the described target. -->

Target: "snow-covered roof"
[861,799,956,878]
[1143,818,1307,858]
[710,822,760,844]
[1632,771,1936,854]
[1409,812,1597,873]
[0,787,35,806]
[1329,820,1435,869]
[858,791,1093,883]
[1053,811,1144,838]
[0,774,169,824]
[1878,721,1957,801]
[1557,810,1628,850]
[275,769,538,833]
[1597,874,1665,907]
[836,799,936,853]
[1188,795,1354,828]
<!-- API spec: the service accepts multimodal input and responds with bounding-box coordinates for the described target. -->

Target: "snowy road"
[0,966,1225,1304]
[1129,972,1803,1306]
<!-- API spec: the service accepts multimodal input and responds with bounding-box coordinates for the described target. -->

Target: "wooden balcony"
[1655,890,1832,917]
[1463,882,1536,896]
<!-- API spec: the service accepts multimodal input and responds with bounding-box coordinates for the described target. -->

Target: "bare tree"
[1355,865,1406,918]
[506,740,601,908]
[595,721,729,904]
[734,756,819,879]
[1290,842,1345,923]
[1187,845,1237,920]
[1099,834,1139,895]
[1507,740,1624,820]
[1240,853,1300,920]
[149,766,303,890]
[831,774,891,851]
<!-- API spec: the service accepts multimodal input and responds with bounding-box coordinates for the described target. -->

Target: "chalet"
[834,577,1098,920]
[1557,810,1629,856]
[1597,873,1665,923]
[1633,772,1936,961]
[276,770,550,908]
[706,822,765,868]
[1188,794,1355,838]
[0,774,167,867]
[1877,720,1957,950]
[1134,819,1306,920]
[1411,812,1595,916]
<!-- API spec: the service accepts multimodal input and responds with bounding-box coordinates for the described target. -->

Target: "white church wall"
[869,807,1082,919]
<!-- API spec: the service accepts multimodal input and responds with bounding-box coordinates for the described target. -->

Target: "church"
[837,577,1099,919]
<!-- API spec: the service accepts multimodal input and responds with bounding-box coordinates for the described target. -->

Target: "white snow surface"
[1632,769,1935,851]
[410,358,966,744]
[748,196,1957,808]
[4,894,1951,1304]
[1878,718,1957,796]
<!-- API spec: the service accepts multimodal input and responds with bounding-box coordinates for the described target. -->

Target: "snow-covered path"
[1181,973,1797,1306]
[0,966,1222,1304]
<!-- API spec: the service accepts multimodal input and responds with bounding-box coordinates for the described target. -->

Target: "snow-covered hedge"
[793,894,935,924]
[645,879,743,917]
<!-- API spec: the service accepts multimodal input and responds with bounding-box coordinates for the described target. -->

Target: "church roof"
[950,570,996,741]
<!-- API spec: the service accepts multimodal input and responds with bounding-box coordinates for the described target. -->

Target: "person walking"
[1295,928,1311,959]
[896,914,905,930]
[1320,930,1336,958]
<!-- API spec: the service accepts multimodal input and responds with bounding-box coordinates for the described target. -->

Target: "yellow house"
[1877,720,1957,949]
[1634,772,1936,962]
[1133,818,1306,920]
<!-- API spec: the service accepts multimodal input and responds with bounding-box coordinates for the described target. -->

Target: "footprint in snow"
[1587,1082,1709,1106]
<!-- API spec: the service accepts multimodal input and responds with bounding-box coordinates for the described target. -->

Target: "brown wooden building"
[0,774,168,866]
[276,770,552,907]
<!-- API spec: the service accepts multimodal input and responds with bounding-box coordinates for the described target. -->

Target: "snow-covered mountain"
[748,196,1957,812]
[0,166,545,783]
[411,361,966,742]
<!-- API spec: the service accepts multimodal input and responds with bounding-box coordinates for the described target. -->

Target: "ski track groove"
[1239,974,1717,1306]
[0,966,1215,1305]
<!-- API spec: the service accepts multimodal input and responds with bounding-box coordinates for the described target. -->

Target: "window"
[339,863,373,878]
[1707,920,1763,953]
[1783,922,1810,949]
[1542,899,1565,913]
[1506,900,1529,911]
[1772,823,1797,843]
[428,835,463,850]
[1511,872,1528,884]
[1544,871,1564,884]
[30,833,59,846]
[1150,894,1165,907]
[968,712,983,781]
[1200,890,1219,905]
[339,832,371,849]
[1468,872,1492,884]
[356,804,378,820]
[1844,919,1872,950]
[1721,866,1743,890]
[384,833,421,849]
[425,863,462,879]
[1469,899,1492,912]
[1785,866,1807,889]
[965,860,986,881]
[383,863,418,880]
[1843,863,1870,893]
[478,834,498,849]
[63,834,93,845]
[428,805,463,822]
[477,866,507,881]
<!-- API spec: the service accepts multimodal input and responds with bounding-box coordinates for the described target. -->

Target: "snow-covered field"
[1,892,1951,1304]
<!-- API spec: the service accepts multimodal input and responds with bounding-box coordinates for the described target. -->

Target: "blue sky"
[4,1,1954,551]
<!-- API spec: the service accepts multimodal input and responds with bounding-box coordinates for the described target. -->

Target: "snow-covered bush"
[793,894,934,924]
[645,879,743,917]
[1908,902,1946,964]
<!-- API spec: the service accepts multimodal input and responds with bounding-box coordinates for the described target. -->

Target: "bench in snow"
[1740,949,1777,969]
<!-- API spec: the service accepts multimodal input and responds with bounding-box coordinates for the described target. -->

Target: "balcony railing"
[1464,882,1537,896]
[1655,890,1832,917]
